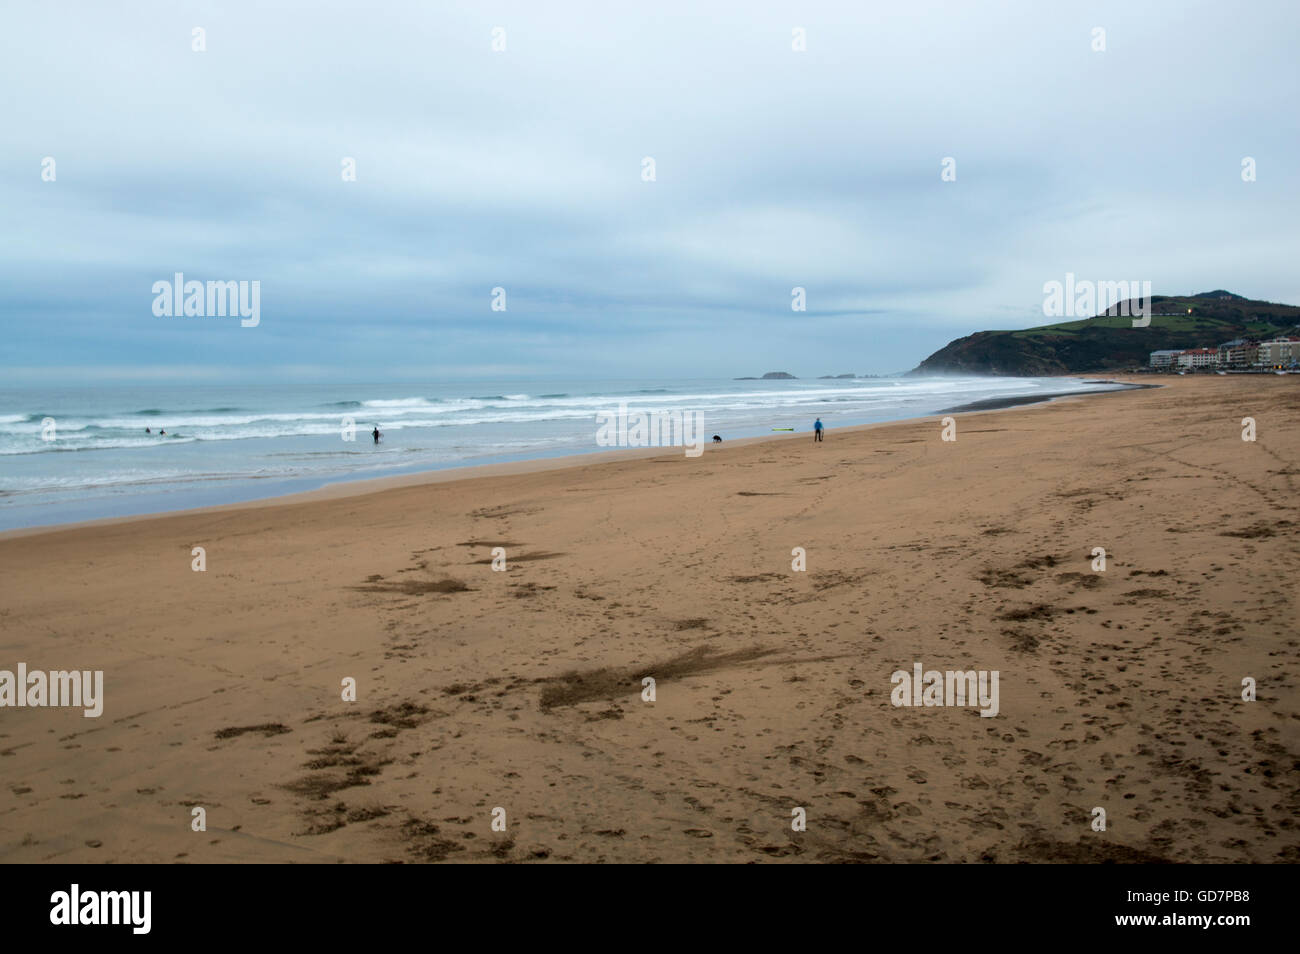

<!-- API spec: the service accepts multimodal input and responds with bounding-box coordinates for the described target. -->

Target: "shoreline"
[2,372,1294,863]
[935,379,1157,414]
[0,378,1145,540]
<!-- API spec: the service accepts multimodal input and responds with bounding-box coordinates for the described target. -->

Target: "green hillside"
[910,293,1300,376]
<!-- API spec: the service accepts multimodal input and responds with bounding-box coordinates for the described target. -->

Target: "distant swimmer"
[145,427,151,434]
[159,429,166,436]
[813,418,823,442]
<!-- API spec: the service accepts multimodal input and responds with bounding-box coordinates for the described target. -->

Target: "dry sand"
[1,375,1296,863]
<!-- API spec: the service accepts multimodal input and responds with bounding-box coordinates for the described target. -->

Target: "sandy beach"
[1,374,1296,864]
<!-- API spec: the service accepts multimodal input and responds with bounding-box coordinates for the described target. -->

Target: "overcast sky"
[3,0,1297,383]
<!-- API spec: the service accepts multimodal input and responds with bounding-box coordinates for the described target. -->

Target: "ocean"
[0,376,1124,530]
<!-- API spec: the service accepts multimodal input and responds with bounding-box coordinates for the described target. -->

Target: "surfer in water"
[372,425,381,445]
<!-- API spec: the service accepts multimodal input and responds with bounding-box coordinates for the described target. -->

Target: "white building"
[1149,349,1181,368]
[1175,348,1219,369]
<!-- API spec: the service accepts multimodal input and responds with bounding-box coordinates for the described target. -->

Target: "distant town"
[1146,335,1300,373]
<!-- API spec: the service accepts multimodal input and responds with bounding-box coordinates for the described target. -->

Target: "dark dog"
[712,435,722,443]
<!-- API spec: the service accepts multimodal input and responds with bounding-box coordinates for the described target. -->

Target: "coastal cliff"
[910,292,1300,375]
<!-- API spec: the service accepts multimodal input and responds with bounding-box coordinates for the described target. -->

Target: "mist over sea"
[0,376,1123,529]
